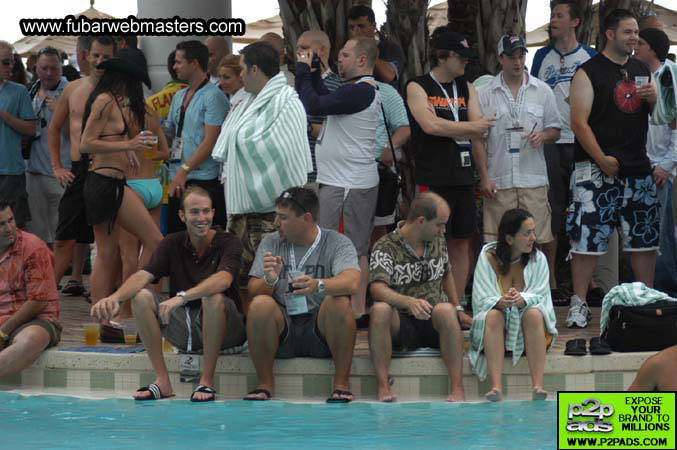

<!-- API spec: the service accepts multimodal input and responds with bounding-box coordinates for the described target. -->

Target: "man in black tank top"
[406,27,495,313]
[567,9,659,328]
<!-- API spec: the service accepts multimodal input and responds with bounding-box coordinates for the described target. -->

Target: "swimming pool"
[2,392,556,449]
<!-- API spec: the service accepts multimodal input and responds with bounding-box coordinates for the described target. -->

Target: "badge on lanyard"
[169,137,183,162]
[574,161,592,183]
[285,270,309,315]
[509,130,522,153]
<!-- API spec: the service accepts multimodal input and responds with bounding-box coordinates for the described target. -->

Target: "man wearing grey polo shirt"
[0,40,36,229]
[25,47,70,247]
[166,40,229,233]
[475,35,561,250]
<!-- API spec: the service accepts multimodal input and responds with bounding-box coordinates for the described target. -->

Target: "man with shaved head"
[295,30,342,186]
[206,36,230,85]
[260,32,294,86]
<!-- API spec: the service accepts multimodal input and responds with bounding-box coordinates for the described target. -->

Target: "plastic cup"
[287,270,305,291]
[162,337,174,353]
[143,130,159,160]
[634,76,649,88]
[121,320,137,346]
[83,323,100,346]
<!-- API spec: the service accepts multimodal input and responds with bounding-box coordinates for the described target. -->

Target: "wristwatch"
[176,291,188,306]
[180,163,191,173]
[455,304,464,312]
[317,279,326,294]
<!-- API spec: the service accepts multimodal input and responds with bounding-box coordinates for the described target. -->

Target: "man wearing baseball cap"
[475,33,562,259]
[634,27,677,295]
[406,26,495,324]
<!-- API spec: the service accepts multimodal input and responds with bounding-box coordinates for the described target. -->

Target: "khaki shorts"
[483,186,553,244]
[9,318,62,348]
[227,212,277,288]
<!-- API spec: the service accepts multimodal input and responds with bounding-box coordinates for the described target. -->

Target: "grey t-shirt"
[250,228,360,311]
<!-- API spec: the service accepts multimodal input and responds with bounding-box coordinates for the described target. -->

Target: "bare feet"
[485,387,502,402]
[447,386,465,402]
[532,387,547,400]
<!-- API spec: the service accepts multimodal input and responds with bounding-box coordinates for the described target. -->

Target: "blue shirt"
[0,81,35,175]
[167,81,229,181]
[26,78,71,176]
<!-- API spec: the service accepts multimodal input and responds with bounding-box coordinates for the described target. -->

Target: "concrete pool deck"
[0,290,656,402]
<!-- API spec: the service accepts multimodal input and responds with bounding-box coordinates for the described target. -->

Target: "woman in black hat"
[80,48,166,321]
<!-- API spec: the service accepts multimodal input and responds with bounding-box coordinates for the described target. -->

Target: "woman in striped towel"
[469,208,558,401]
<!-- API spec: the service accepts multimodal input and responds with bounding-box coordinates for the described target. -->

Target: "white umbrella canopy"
[12,3,116,56]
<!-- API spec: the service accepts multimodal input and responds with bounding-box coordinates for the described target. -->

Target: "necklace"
[510,256,521,264]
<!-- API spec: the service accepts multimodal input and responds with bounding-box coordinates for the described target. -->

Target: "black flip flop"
[134,383,174,400]
[589,337,612,355]
[564,338,587,356]
[243,388,271,401]
[326,389,353,403]
[190,385,216,402]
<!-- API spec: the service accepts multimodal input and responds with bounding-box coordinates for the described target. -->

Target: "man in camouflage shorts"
[368,192,472,402]
[227,213,276,296]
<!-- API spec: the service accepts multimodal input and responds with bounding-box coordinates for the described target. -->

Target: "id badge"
[285,294,309,315]
[316,120,327,145]
[169,137,183,162]
[460,151,471,167]
[509,131,521,154]
[574,161,592,184]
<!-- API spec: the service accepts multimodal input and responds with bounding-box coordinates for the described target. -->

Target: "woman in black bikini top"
[80,49,165,325]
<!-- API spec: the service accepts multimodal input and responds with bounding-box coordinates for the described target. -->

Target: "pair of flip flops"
[564,337,612,356]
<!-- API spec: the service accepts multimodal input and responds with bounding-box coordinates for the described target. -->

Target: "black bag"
[602,300,677,352]
[375,100,400,217]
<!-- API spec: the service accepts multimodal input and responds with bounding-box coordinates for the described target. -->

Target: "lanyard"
[289,226,322,272]
[177,77,209,138]
[429,72,460,122]
[500,73,527,127]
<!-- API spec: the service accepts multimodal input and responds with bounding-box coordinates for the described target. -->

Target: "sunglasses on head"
[281,190,307,213]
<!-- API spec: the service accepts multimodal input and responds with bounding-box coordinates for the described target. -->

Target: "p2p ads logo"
[558,392,675,449]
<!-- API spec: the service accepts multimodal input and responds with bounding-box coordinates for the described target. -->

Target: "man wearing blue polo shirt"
[0,41,36,229]
[166,40,229,233]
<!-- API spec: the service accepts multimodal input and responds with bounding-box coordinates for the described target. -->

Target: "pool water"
[2,392,556,449]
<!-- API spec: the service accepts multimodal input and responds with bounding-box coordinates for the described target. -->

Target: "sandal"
[243,388,272,401]
[326,389,354,403]
[589,337,612,355]
[564,338,587,356]
[190,385,216,402]
[134,383,174,401]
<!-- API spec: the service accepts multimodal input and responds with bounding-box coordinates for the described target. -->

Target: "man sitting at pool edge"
[0,201,62,377]
[244,187,360,402]
[369,192,471,402]
[91,186,246,402]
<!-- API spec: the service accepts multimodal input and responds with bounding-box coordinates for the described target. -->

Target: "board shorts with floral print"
[566,162,659,254]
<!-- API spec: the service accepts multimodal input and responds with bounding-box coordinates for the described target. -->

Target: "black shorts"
[544,143,574,234]
[167,178,226,233]
[0,174,30,228]
[84,170,126,230]
[395,311,439,351]
[276,307,331,359]
[55,160,94,243]
[419,185,477,239]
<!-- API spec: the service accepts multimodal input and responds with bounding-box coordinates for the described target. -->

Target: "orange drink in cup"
[143,131,159,160]
[122,320,137,345]
[83,323,100,346]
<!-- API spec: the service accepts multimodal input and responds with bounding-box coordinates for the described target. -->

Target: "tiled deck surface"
[0,280,653,401]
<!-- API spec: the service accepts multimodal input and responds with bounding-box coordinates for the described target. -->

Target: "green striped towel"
[213,72,311,215]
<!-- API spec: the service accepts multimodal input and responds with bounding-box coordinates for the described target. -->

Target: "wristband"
[264,274,279,287]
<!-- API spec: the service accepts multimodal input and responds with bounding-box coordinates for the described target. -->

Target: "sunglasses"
[1,59,14,66]
[281,190,307,213]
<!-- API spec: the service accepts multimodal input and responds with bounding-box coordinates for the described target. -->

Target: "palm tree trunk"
[382,0,430,87]
[575,0,595,46]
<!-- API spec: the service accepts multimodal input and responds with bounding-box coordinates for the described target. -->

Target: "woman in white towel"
[469,208,558,401]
